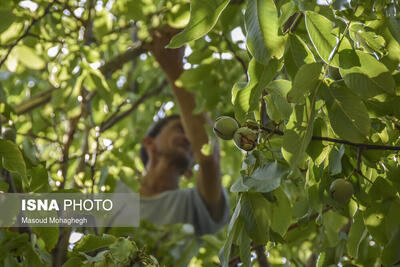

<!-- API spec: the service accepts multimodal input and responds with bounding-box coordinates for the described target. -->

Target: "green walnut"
[2,127,16,142]
[233,127,258,151]
[213,116,239,140]
[330,178,354,204]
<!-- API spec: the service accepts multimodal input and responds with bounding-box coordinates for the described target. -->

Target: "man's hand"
[144,27,225,222]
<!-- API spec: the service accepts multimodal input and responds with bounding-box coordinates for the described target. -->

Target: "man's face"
[153,118,194,171]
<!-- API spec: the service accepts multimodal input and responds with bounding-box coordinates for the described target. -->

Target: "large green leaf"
[386,3,400,45]
[232,58,279,124]
[269,188,292,236]
[363,202,390,246]
[257,0,286,59]
[284,34,315,79]
[322,210,348,246]
[264,80,292,121]
[287,62,322,104]
[237,220,251,267]
[0,9,17,33]
[32,227,59,251]
[339,50,396,99]
[282,100,316,170]
[0,139,27,183]
[245,0,269,63]
[231,161,289,193]
[14,45,46,70]
[347,210,367,258]
[325,83,370,143]
[349,23,385,55]
[240,192,270,245]
[305,11,350,67]
[382,227,400,266]
[167,0,230,48]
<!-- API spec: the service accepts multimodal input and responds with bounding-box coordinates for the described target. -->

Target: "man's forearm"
[145,30,225,219]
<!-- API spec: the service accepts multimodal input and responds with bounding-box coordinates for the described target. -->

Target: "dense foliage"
[1,0,400,266]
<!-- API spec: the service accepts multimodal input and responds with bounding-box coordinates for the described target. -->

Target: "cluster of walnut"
[213,116,258,151]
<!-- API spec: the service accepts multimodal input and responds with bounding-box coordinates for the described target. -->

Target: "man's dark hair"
[140,114,180,167]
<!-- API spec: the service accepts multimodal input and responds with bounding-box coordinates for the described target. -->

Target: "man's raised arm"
[144,28,225,221]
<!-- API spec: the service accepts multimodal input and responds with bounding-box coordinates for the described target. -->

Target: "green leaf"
[243,161,288,193]
[325,83,370,143]
[257,0,286,59]
[339,50,396,99]
[220,199,243,267]
[238,222,251,267]
[167,0,230,48]
[269,188,292,236]
[245,0,269,63]
[305,11,350,67]
[73,234,116,253]
[32,227,59,251]
[22,137,39,166]
[0,9,16,34]
[316,252,326,267]
[382,227,400,266]
[322,210,348,246]
[328,145,344,175]
[349,23,385,55]
[0,139,27,183]
[284,34,315,79]
[166,3,190,29]
[14,45,46,70]
[282,101,316,170]
[363,203,389,246]
[386,3,400,45]
[347,210,367,258]
[29,164,49,193]
[240,192,270,245]
[264,80,292,121]
[287,62,322,104]
[232,58,279,124]
[109,238,135,263]
[62,256,83,267]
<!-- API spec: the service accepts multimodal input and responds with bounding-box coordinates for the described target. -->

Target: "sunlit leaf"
[167,0,230,48]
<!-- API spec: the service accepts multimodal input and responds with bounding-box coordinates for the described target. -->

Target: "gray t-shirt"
[140,187,230,235]
[115,181,230,235]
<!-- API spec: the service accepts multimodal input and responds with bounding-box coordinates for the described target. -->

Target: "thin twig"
[99,80,168,133]
[287,206,333,231]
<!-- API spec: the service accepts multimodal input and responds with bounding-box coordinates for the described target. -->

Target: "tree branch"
[99,79,168,133]
[13,88,57,115]
[99,42,145,78]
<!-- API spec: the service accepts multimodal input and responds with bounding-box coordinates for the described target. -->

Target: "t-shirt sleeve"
[189,186,230,236]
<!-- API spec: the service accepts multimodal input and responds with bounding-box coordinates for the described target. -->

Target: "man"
[137,28,230,235]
